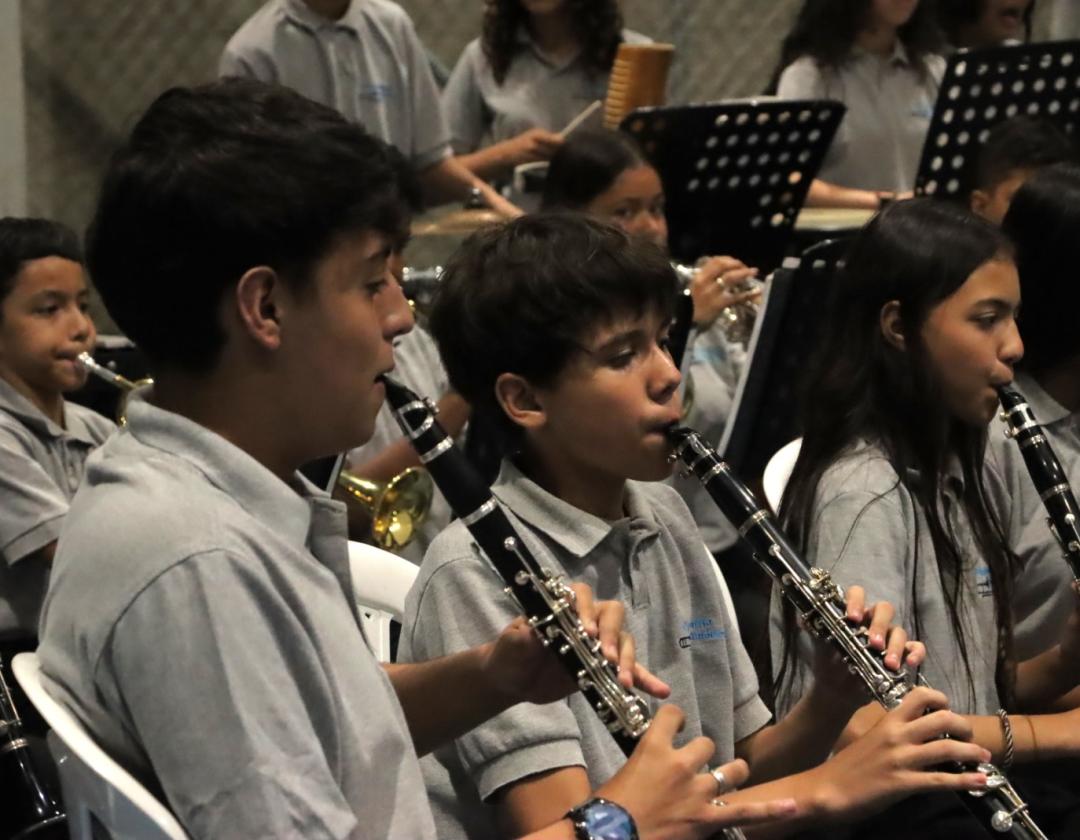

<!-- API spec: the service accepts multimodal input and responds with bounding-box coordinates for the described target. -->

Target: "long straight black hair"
[775,199,1019,711]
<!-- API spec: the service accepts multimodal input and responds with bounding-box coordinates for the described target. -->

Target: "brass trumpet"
[337,467,435,552]
[77,351,153,426]
[671,262,762,347]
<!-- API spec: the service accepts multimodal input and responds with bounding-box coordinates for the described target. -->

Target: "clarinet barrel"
[997,385,1080,583]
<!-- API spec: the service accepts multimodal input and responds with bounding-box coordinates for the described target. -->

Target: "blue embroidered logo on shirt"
[678,617,726,648]
[976,564,993,598]
[358,83,393,102]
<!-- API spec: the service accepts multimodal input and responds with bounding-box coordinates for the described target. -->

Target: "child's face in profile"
[919,257,1023,426]
[531,307,682,484]
[0,256,95,405]
[971,168,1031,226]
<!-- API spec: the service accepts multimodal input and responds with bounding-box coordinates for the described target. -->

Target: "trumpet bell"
[337,467,435,552]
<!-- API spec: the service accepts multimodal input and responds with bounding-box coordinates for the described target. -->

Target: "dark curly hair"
[768,0,946,92]
[482,0,625,85]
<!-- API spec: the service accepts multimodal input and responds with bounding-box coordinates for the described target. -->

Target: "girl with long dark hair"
[772,0,946,209]
[773,199,1080,792]
[443,0,648,182]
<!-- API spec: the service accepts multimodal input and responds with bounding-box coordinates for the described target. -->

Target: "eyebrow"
[28,288,85,302]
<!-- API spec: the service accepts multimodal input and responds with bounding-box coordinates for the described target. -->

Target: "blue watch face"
[583,800,635,840]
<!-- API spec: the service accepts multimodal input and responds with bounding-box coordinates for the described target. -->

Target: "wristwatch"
[565,798,639,840]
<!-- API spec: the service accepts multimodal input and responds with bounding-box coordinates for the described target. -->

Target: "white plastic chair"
[11,652,189,840]
[762,437,803,513]
[347,541,419,662]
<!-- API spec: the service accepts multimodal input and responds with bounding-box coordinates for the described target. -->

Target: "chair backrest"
[11,652,189,840]
[347,541,419,662]
[763,437,802,514]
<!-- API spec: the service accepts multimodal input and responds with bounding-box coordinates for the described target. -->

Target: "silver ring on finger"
[711,798,727,807]
[710,766,729,795]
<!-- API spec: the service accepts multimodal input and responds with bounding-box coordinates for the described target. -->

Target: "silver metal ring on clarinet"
[710,766,729,796]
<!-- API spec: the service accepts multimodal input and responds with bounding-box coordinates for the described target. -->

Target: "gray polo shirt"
[984,372,1080,659]
[770,442,1000,717]
[400,459,771,840]
[669,320,745,554]
[347,325,454,565]
[442,28,650,153]
[220,0,451,170]
[0,378,113,635]
[37,400,436,840]
[777,44,945,192]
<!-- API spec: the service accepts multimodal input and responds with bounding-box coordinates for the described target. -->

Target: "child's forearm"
[737,686,854,784]
[970,707,1080,765]
[1014,644,1080,711]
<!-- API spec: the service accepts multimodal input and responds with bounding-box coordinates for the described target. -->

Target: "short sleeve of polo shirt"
[393,9,452,169]
[404,530,586,801]
[103,550,360,839]
[0,430,68,566]
[442,40,489,154]
[777,58,829,101]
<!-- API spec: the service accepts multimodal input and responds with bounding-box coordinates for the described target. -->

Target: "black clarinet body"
[0,660,66,840]
[666,425,1047,839]
[996,385,1080,584]
[381,377,650,755]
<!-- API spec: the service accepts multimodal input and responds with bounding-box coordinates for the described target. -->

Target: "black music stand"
[719,237,850,484]
[621,99,845,273]
[915,39,1080,199]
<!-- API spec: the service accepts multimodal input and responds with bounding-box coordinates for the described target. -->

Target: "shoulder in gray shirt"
[220,0,451,169]
[400,459,770,840]
[37,400,435,840]
[770,441,1000,717]
[0,377,113,633]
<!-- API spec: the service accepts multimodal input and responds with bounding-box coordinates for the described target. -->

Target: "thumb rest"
[996,385,1080,584]
[381,378,747,839]
[667,425,1047,838]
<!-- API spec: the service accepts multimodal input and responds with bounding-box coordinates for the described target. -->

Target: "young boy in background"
[967,115,1075,224]
[0,218,113,660]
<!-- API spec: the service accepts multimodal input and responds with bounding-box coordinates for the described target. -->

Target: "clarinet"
[996,385,1080,584]
[667,425,1047,839]
[382,378,746,840]
[0,659,67,839]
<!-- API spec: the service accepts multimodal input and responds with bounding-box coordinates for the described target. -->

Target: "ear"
[970,189,990,219]
[494,372,546,431]
[234,266,284,351]
[879,300,906,351]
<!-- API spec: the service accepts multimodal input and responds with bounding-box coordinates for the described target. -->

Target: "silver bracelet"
[997,708,1015,770]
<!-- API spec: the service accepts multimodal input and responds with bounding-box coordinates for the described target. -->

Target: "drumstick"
[558,100,603,138]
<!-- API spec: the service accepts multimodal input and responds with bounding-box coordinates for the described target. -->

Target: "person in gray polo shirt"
[988,164,1080,661]
[443,0,649,182]
[773,0,946,209]
[36,79,796,840]
[402,213,990,839]
[220,0,521,217]
[772,199,1080,819]
[0,218,113,651]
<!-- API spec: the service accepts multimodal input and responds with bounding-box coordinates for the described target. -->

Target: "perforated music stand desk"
[621,99,845,272]
[915,39,1080,199]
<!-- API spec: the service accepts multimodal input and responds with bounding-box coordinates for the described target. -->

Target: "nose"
[69,304,93,343]
[1001,316,1024,368]
[382,268,415,340]
[649,339,682,403]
